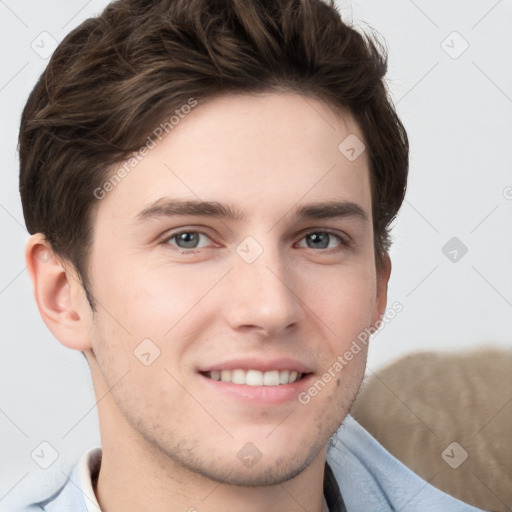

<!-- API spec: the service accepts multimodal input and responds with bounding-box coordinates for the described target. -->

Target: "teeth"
[246,369,263,386]
[279,370,289,384]
[206,369,303,386]
[231,369,246,385]
[263,370,279,386]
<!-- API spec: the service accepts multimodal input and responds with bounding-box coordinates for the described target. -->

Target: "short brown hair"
[19,0,408,296]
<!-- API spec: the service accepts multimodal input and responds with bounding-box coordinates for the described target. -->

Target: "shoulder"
[6,477,74,512]
[6,506,44,512]
[327,416,486,512]
[6,447,101,512]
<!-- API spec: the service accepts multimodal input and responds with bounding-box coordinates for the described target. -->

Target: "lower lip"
[199,373,314,406]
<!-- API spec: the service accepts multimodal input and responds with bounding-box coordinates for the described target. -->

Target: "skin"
[26,92,391,512]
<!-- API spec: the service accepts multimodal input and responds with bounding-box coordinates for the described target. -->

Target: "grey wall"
[1,0,511,507]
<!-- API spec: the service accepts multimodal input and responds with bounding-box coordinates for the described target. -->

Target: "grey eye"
[169,231,210,249]
[301,232,341,249]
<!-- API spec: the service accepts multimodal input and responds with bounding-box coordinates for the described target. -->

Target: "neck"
[95,427,329,512]
[91,371,329,512]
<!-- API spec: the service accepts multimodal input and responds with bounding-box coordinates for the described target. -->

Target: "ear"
[25,233,92,351]
[371,252,392,327]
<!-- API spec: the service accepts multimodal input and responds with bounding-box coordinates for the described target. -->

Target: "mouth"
[200,369,308,386]
[197,358,314,405]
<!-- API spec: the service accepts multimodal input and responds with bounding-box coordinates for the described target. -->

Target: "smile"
[203,369,304,386]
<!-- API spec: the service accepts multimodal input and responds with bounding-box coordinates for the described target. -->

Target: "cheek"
[87,257,231,391]
[305,264,377,342]
[90,249,222,337]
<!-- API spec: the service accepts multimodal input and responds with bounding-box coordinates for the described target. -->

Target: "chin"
[187,450,318,488]
[157,416,338,488]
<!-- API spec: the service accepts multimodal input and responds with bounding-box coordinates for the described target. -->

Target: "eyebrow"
[136,199,245,222]
[135,198,368,223]
[291,201,368,222]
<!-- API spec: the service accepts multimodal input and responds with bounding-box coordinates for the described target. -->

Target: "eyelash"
[161,229,351,254]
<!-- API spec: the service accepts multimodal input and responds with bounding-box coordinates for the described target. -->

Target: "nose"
[222,243,304,338]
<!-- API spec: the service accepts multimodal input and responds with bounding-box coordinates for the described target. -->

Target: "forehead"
[95,92,371,225]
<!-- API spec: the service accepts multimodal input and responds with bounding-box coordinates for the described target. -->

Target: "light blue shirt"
[11,416,486,511]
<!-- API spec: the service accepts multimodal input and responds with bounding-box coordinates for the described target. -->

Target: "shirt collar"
[79,447,101,512]
[324,462,347,512]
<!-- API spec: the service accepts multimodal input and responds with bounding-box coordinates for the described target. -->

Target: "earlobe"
[25,233,92,351]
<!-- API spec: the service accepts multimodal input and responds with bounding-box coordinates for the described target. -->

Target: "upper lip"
[199,357,313,374]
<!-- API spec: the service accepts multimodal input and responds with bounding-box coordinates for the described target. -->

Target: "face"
[81,92,389,486]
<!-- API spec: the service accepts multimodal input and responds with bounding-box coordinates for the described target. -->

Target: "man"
[16,0,484,510]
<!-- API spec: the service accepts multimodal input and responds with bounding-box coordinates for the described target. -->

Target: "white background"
[1,0,511,506]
